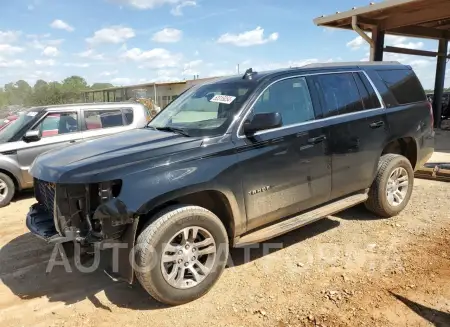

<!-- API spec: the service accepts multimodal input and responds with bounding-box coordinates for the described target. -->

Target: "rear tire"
[135,205,229,305]
[365,154,414,218]
[0,173,15,208]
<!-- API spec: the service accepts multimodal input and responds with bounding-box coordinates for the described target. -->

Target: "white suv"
[0,102,150,207]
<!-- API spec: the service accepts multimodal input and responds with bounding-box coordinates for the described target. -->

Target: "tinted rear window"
[313,73,363,117]
[376,69,426,105]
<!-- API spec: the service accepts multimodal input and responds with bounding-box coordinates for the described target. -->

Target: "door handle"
[308,135,326,144]
[69,140,77,143]
[369,121,385,129]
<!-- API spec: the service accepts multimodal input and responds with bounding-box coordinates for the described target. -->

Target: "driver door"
[16,110,82,186]
[235,76,331,231]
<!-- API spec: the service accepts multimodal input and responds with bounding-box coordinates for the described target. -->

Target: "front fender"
[116,153,246,237]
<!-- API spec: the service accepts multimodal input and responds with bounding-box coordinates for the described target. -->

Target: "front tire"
[0,173,15,208]
[365,154,414,217]
[135,205,229,305]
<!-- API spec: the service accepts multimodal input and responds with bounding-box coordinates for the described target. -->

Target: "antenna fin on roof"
[243,68,256,79]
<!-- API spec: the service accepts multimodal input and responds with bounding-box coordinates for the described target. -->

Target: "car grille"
[34,179,56,214]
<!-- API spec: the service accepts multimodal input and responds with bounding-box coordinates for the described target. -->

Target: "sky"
[0,0,449,89]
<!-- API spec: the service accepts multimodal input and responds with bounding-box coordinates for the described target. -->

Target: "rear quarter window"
[376,69,426,105]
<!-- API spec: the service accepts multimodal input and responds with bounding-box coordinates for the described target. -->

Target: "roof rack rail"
[302,61,401,69]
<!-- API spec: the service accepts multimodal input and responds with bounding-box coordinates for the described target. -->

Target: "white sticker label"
[209,94,236,104]
[27,112,38,117]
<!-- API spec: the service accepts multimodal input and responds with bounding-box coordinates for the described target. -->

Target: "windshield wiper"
[153,126,190,137]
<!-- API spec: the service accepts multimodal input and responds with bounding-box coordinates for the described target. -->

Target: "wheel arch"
[136,187,241,241]
[0,168,20,191]
[381,136,418,170]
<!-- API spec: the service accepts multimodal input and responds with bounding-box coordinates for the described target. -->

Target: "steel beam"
[384,46,450,58]
[432,39,448,128]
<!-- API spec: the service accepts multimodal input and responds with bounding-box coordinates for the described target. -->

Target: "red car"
[0,115,18,131]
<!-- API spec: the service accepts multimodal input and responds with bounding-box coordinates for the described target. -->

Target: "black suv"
[26,62,434,305]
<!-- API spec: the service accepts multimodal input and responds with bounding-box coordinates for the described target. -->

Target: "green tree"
[61,76,87,103]
[91,83,113,90]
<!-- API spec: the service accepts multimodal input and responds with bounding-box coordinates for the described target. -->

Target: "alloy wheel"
[386,167,409,207]
[161,226,217,289]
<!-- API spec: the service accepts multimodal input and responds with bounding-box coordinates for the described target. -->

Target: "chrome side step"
[235,193,368,246]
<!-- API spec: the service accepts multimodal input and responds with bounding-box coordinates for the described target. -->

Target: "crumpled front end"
[27,179,135,245]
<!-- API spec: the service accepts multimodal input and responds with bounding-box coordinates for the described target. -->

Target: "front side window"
[33,112,79,138]
[253,77,315,126]
[0,111,36,143]
[149,80,256,137]
[314,73,363,117]
[84,109,123,130]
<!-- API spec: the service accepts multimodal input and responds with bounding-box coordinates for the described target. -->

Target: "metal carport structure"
[314,0,450,128]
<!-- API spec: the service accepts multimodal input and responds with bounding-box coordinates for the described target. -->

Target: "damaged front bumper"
[25,179,139,283]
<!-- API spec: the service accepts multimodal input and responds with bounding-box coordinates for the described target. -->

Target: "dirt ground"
[0,179,449,327]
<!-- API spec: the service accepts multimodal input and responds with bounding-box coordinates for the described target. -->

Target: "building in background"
[82,76,220,109]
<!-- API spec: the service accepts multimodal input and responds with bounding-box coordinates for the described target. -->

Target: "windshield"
[148,80,256,137]
[0,111,36,143]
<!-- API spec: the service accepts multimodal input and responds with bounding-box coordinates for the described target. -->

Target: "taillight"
[428,102,434,130]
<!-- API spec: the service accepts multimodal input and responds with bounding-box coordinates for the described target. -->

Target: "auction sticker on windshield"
[27,112,38,117]
[209,95,236,104]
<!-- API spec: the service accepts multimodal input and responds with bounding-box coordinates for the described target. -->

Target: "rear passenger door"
[236,76,331,231]
[311,72,388,200]
[81,107,134,140]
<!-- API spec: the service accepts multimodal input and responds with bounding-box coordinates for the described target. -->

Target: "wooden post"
[433,39,448,128]
[371,27,385,61]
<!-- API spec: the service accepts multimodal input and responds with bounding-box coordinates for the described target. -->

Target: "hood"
[30,128,203,183]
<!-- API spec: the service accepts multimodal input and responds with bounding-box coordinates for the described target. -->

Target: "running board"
[235,193,368,246]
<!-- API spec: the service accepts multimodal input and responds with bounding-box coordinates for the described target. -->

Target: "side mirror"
[23,130,41,143]
[243,112,282,135]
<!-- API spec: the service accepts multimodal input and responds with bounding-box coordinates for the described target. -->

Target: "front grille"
[34,179,56,214]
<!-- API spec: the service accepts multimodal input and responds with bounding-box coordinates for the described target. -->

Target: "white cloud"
[64,63,90,68]
[217,27,279,47]
[0,59,26,68]
[42,46,59,57]
[185,59,202,67]
[0,30,21,43]
[182,59,203,75]
[87,26,135,45]
[35,59,56,66]
[29,70,54,81]
[123,47,182,68]
[50,19,74,32]
[170,0,196,15]
[111,77,133,85]
[0,44,24,56]
[347,34,424,51]
[100,70,118,76]
[108,0,195,14]
[47,39,65,46]
[26,33,51,39]
[152,28,182,43]
[77,49,104,60]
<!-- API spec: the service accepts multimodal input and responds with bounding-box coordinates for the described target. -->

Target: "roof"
[186,61,408,85]
[314,0,450,40]
[27,101,141,112]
